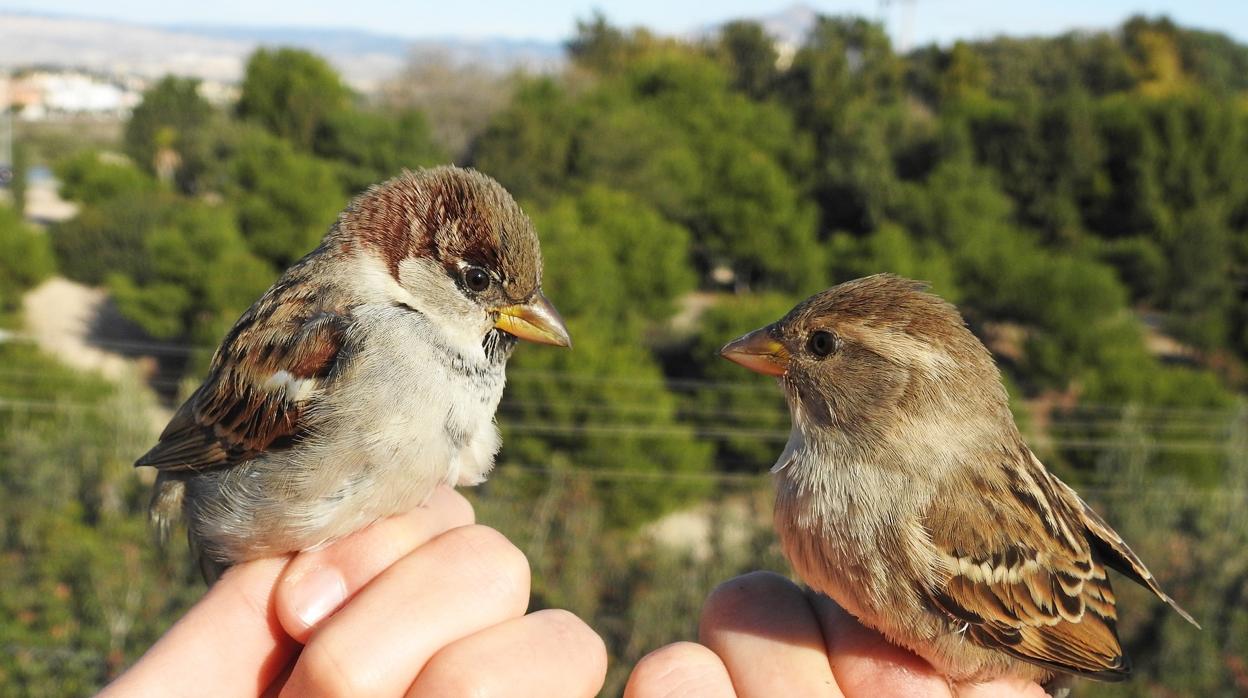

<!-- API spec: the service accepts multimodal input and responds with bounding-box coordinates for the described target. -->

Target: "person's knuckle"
[414,656,497,697]
[626,643,720,698]
[542,609,606,658]
[442,525,530,606]
[539,608,586,637]
[298,633,374,696]
[704,570,795,621]
[627,651,676,695]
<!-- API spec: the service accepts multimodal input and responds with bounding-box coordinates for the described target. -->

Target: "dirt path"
[23,277,134,378]
[21,277,173,429]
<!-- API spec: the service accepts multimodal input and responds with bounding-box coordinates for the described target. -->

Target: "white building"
[6,70,140,120]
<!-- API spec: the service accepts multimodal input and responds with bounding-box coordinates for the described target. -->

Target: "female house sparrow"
[137,167,570,580]
[719,274,1197,684]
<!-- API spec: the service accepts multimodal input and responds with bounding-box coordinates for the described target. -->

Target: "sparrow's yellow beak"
[494,291,572,347]
[720,326,789,376]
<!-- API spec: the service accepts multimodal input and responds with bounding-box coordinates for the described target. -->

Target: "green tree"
[50,178,274,346]
[476,42,821,290]
[1167,205,1234,350]
[937,41,990,103]
[496,187,710,526]
[55,151,156,207]
[532,186,696,327]
[0,204,55,316]
[567,12,642,74]
[826,223,960,302]
[782,16,903,130]
[107,202,273,342]
[470,78,579,203]
[1076,409,1247,696]
[315,108,443,192]
[962,90,1103,244]
[1095,236,1167,304]
[218,125,343,267]
[0,345,198,694]
[124,76,215,193]
[502,323,713,528]
[712,21,780,100]
[681,293,798,471]
[50,192,174,285]
[780,17,907,234]
[10,141,28,217]
[236,48,352,151]
[1087,96,1246,352]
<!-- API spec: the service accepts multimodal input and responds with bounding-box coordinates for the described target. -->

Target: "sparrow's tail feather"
[149,472,230,584]
[149,472,185,545]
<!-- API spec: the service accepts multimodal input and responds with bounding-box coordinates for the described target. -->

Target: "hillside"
[0,11,564,89]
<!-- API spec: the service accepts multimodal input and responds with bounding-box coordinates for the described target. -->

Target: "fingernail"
[291,567,347,629]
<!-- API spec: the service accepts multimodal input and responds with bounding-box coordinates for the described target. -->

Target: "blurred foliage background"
[2,12,1248,696]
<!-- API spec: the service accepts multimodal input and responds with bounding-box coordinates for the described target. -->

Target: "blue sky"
[2,0,1246,45]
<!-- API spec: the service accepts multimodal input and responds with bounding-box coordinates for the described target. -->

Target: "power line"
[2,395,1245,455]
[485,465,1248,505]
[2,363,1238,428]
[2,331,1245,418]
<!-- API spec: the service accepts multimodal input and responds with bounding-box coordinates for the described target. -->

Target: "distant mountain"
[163,24,415,57]
[0,5,819,92]
[0,13,252,84]
[691,3,819,46]
[166,24,565,75]
[752,3,820,47]
[0,12,563,91]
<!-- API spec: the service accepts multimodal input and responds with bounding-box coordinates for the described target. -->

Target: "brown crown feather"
[334,166,543,302]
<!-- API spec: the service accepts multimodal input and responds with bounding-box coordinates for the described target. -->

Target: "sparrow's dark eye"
[808,330,838,358]
[462,266,491,293]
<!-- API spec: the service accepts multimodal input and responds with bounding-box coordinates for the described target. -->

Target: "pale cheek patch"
[350,251,423,307]
[263,370,316,402]
[851,324,956,378]
[395,256,494,351]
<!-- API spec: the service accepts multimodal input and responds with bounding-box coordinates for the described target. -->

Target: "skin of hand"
[624,571,1048,698]
[101,486,607,698]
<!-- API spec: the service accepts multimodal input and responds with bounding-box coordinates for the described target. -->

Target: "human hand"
[625,571,1047,698]
[101,486,607,697]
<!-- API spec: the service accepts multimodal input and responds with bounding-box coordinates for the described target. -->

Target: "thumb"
[100,556,298,698]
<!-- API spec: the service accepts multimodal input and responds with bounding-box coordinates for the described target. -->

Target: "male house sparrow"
[720,274,1197,684]
[137,167,570,580]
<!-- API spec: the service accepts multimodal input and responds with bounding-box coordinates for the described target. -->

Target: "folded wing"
[136,286,351,472]
[919,445,1173,680]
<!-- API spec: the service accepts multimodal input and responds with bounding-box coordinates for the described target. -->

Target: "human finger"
[807,593,953,698]
[278,524,531,697]
[623,641,737,698]
[699,571,841,698]
[274,486,475,641]
[99,556,297,698]
[406,609,607,697]
[957,677,1051,697]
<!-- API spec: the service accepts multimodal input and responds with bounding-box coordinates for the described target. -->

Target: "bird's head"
[720,274,1007,442]
[335,166,570,356]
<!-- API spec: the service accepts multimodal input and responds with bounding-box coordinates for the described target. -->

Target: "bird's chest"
[199,317,508,559]
[275,319,505,541]
[331,325,505,485]
[773,447,936,622]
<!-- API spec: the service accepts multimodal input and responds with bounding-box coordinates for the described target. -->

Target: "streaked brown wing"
[1059,480,1200,628]
[921,446,1131,680]
[136,283,351,472]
